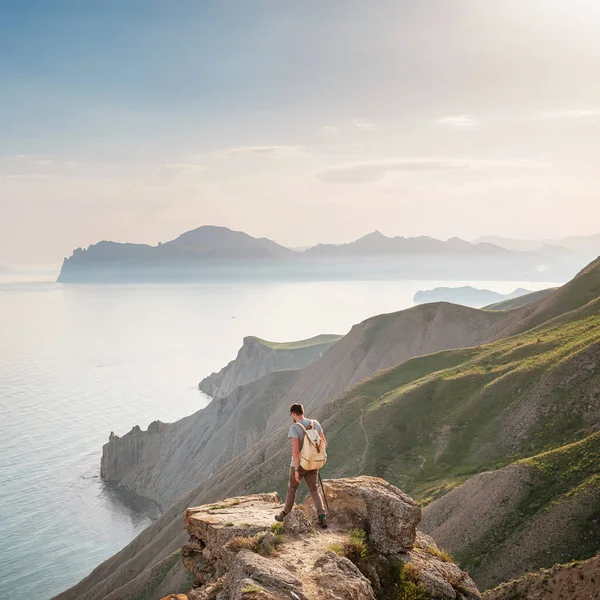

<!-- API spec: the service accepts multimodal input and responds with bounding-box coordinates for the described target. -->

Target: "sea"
[0,272,561,599]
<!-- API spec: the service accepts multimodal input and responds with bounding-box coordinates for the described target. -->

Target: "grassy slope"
[318,295,600,501]
[253,334,343,350]
[484,288,556,311]
[420,432,600,588]
[517,431,600,533]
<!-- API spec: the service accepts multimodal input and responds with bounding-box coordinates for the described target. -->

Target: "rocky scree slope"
[64,258,600,600]
[198,334,342,399]
[102,301,525,507]
[482,554,600,600]
[167,476,481,600]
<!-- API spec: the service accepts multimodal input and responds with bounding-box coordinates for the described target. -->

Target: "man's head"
[290,403,304,422]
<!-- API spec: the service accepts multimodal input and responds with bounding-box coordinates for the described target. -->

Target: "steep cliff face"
[101,421,171,484]
[198,334,342,399]
[101,369,302,508]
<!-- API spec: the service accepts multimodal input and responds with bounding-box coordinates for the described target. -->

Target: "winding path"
[359,407,370,472]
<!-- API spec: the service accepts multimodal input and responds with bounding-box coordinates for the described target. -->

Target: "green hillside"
[319,294,600,501]
[420,432,600,588]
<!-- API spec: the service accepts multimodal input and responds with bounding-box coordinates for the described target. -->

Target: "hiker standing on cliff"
[275,403,329,528]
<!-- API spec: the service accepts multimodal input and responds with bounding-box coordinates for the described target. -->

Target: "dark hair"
[290,403,304,416]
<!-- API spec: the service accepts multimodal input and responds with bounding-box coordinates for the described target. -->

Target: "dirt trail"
[359,407,370,472]
[275,527,350,599]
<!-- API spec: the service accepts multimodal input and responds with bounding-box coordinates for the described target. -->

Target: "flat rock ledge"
[165,476,481,600]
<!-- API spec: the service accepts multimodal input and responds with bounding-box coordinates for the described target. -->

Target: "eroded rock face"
[101,421,171,485]
[304,476,421,554]
[227,550,308,600]
[182,493,283,584]
[175,478,480,600]
[313,552,376,600]
[400,532,481,600]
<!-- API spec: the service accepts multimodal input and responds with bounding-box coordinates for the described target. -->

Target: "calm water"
[0,277,559,599]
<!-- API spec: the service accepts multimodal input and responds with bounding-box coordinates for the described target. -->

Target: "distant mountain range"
[475,234,600,255]
[414,286,534,308]
[57,226,592,283]
[306,230,515,257]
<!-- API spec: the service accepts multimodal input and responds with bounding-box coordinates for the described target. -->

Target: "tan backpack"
[296,420,327,471]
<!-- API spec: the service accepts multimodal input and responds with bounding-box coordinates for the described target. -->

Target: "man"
[275,403,328,528]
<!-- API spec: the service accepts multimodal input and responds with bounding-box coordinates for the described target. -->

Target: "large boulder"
[282,508,314,536]
[304,476,421,554]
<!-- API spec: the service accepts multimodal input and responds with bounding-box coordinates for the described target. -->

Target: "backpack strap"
[296,421,320,449]
[296,421,309,434]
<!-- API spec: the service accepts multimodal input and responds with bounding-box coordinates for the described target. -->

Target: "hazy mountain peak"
[362,230,387,239]
[167,225,252,247]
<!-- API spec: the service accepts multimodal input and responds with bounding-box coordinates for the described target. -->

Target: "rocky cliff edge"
[198,335,342,400]
[161,476,481,600]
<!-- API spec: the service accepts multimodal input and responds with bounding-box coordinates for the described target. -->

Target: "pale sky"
[2,0,600,265]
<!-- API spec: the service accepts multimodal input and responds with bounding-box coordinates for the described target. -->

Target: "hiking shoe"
[274,510,288,522]
[318,515,328,529]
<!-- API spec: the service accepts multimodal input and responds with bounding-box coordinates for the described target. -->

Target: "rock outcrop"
[198,335,342,399]
[101,421,171,484]
[169,477,481,600]
[304,476,421,554]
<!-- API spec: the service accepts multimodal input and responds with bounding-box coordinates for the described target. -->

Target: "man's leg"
[303,469,325,515]
[283,467,301,514]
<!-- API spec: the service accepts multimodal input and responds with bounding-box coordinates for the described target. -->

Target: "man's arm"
[319,431,327,447]
[292,437,301,471]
